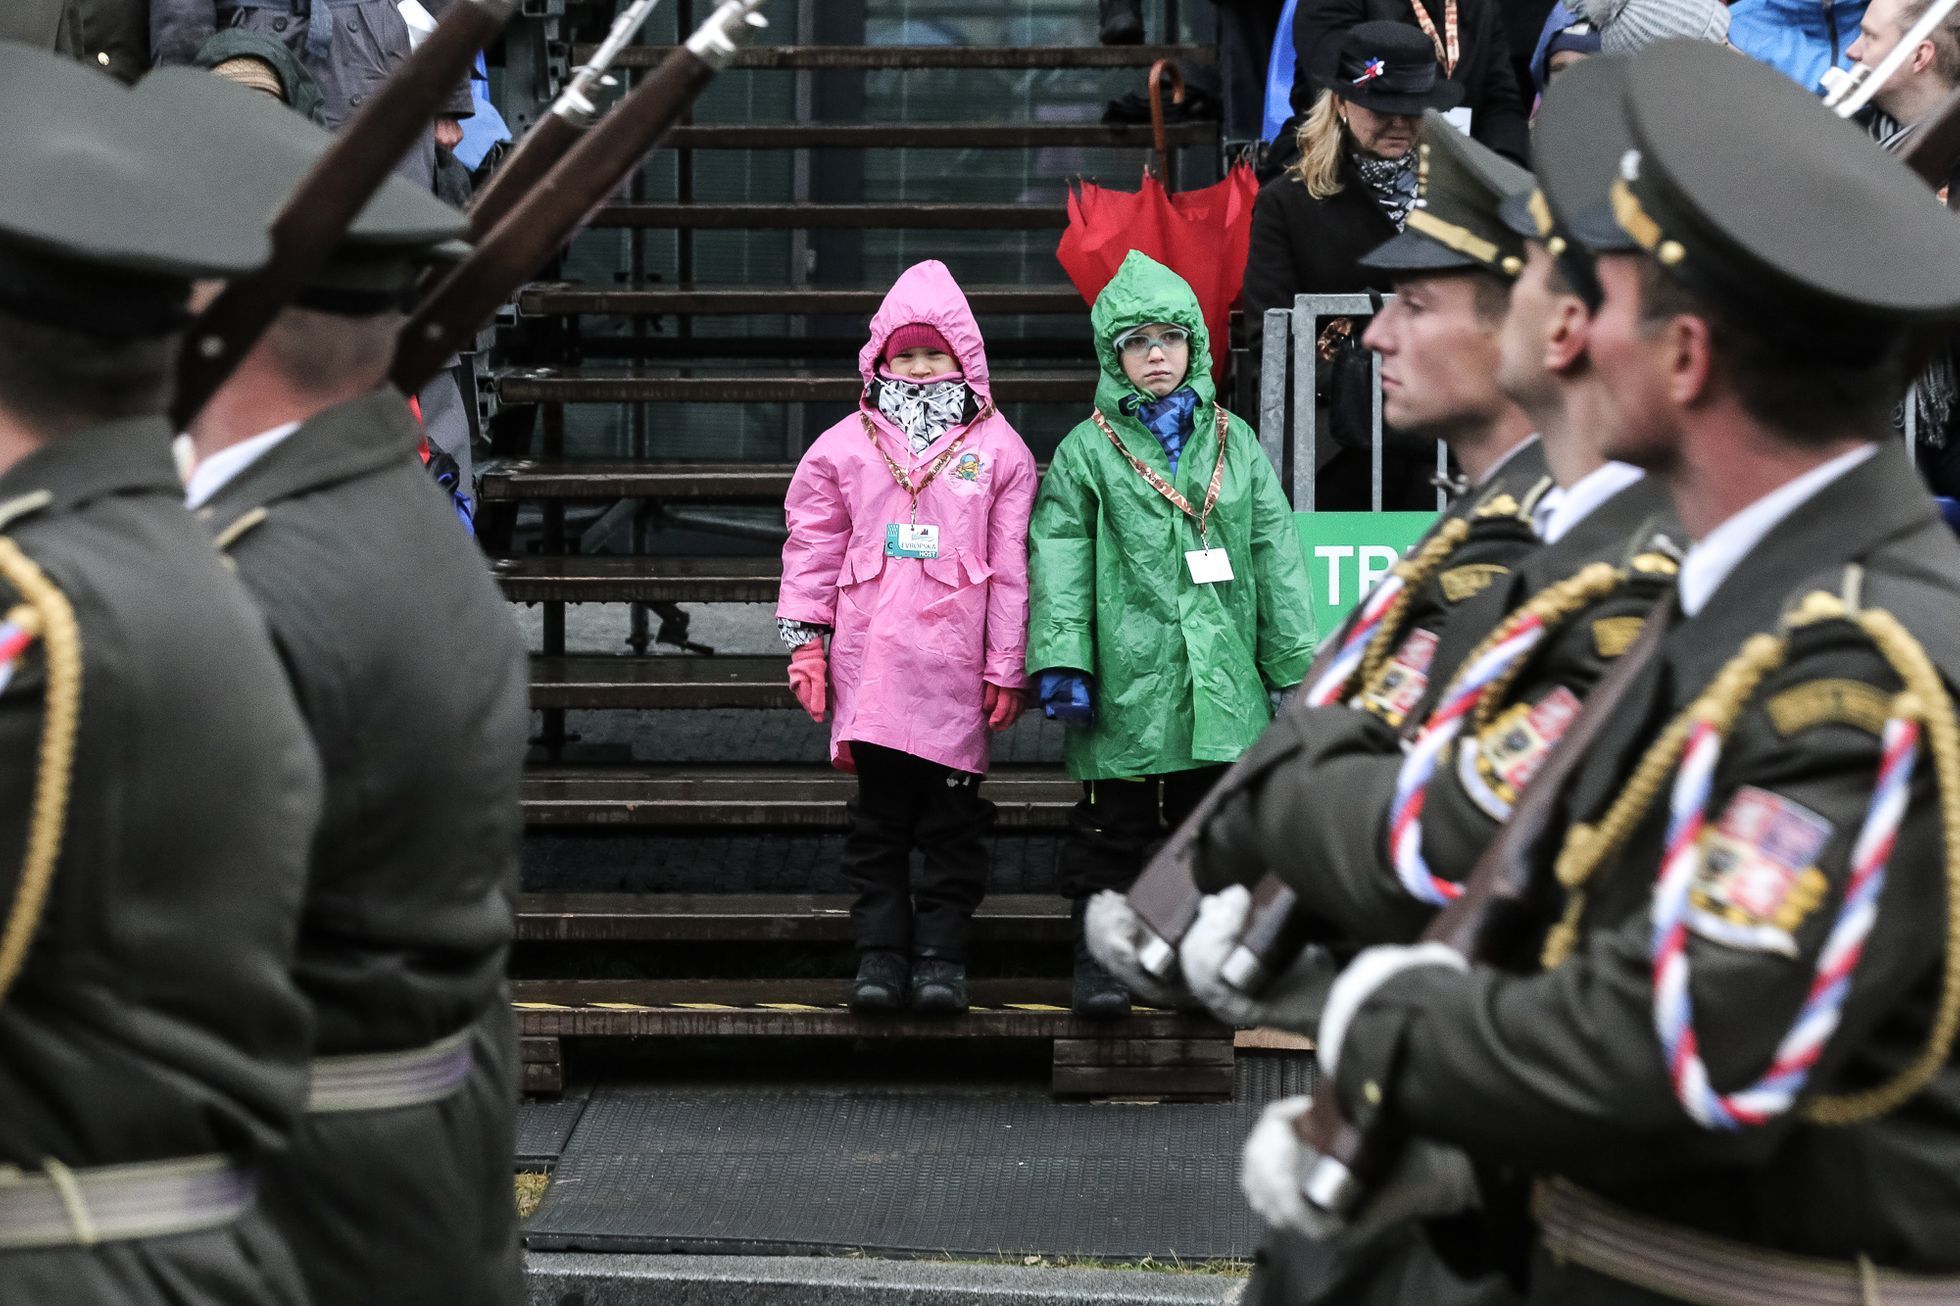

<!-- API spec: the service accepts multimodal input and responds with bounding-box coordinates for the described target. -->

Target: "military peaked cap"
[1614,41,1960,348]
[133,66,470,313]
[1363,112,1537,278]
[0,41,272,337]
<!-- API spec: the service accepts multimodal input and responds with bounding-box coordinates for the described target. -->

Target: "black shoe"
[1072,949,1132,1020]
[1071,897,1131,1020]
[1099,0,1144,45]
[910,958,969,1014]
[850,949,909,1014]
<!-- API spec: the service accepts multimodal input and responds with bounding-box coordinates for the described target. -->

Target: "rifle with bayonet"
[389,0,769,394]
[171,0,518,429]
[466,0,670,236]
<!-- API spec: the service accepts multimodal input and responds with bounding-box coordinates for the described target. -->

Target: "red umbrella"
[1056,61,1260,386]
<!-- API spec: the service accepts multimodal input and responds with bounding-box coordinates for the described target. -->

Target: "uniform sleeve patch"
[1465,685,1582,818]
[1685,786,1833,957]
[1357,627,1439,728]
[1764,679,1890,739]
[1440,564,1508,604]
[1591,615,1647,659]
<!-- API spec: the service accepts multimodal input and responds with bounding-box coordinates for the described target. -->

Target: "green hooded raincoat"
[1028,252,1317,780]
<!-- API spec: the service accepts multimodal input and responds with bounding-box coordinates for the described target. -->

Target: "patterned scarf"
[1354,150,1419,229]
[874,372,969,455]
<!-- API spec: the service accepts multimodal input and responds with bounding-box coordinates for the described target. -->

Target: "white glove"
[1082,890,1190,1009]
[1241,1095,1482,1245]
[1317,941,1467,1082]
[1178,886,1339,1031]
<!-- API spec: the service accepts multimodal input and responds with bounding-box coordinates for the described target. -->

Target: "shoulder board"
[0,491,53,535]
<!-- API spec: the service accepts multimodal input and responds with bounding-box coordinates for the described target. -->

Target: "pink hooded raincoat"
[777,260,1038,776]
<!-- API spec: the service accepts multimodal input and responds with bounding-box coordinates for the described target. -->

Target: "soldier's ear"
[1661,311,1719,411]
[1543,294,1590,375]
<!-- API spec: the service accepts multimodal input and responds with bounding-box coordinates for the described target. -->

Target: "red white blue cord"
[1307,574,1406,708]
[0,615,37,696]
[1386,613,1551,905]
[1651,712,1918,1129]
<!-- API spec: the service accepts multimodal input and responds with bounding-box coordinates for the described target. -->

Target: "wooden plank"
[519,764,1076,829]
[1050,1065,1235,1098]
[492,369,1091,406]
[515,284,1086,316]
[513,1003,1224,1042]
[527,654,794,711]
[656,122,1214,150]
[1235,1028,1316,1052]
[1051,1038,1234,1068]
[493,554,780,604]
[590,202,1066,231]
[585,44,1214,71]
[479,460,794,504]
[515,891,1072,943]
[512,977,1076,1007]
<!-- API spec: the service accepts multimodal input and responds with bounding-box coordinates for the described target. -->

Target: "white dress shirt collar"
[1538,461,1646,545]
[1678,444,1876,617]
[184,422,302,510]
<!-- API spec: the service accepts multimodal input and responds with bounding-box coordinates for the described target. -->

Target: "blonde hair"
[1286,91,1349,199]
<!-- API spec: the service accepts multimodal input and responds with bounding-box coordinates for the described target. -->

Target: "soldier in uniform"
[142,67,530,1306]
[1247,41,1960,1304]
[0,42,323,1304]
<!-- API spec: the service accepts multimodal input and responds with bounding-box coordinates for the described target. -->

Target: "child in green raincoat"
[1027,251,1317,1018]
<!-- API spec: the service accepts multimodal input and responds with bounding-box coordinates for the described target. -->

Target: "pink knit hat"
[884,322,956,361]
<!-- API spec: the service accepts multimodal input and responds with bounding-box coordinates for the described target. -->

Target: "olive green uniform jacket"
[0,419,323,1304]
[1196,474,1678,944]
[1331,444,1960,1298]
[1027,251,1318,780]
[200,390,528,1306]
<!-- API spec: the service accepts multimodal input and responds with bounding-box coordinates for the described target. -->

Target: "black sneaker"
[1072,949,1132,1020]
[1099,0,1144,45]
[910,958,969,1015]
[850,949,909,1015]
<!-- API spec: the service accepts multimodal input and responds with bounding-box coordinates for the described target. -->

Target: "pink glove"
[983,681,1025,732]
[788,639,827,723]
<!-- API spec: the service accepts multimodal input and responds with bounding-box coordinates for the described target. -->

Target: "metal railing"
[1258,295,1449,513]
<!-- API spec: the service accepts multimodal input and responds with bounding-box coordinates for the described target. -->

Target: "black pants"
[1057,765,1230,901]
[842,742,996,960]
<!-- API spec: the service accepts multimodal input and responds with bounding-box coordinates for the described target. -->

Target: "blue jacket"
[1729,0,1867,96]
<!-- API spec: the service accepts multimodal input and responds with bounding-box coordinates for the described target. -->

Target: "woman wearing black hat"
[1241,21,1466,509]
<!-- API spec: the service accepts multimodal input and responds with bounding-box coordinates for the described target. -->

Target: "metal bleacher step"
[588,44,1214,71]
[590,202,1066,230]
[493,368,1094,406]
[528,654,791,710]
[516,892,1071,942]
[481,460,793,504]
[521,763,1074,828]
[496,554,778,604]
[516,283,1088,317]
[655,121,1214,150]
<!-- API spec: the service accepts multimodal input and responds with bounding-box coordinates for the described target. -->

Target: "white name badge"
[886,523,941,559]
[1186,548,1234,584]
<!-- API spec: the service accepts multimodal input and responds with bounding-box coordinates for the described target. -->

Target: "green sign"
[1294,512,1438,634]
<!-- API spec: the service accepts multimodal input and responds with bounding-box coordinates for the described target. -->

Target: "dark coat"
[73,0,147,81]
[1281,0,1530,167]
[0,419,323,1304]
[0,0,82,55]
[1334,444,1960,1290]
[200,390,528,1306]
[1241,157,1397,363]
[150,0,471,187]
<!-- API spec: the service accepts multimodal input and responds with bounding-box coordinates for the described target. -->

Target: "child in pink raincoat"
[776,260,1038,1016]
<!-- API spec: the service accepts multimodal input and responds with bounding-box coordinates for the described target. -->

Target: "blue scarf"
[1127,386,1201,474]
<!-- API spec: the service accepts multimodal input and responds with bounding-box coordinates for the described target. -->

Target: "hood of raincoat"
[858,259,993,404]
[1089,251,1215,419]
